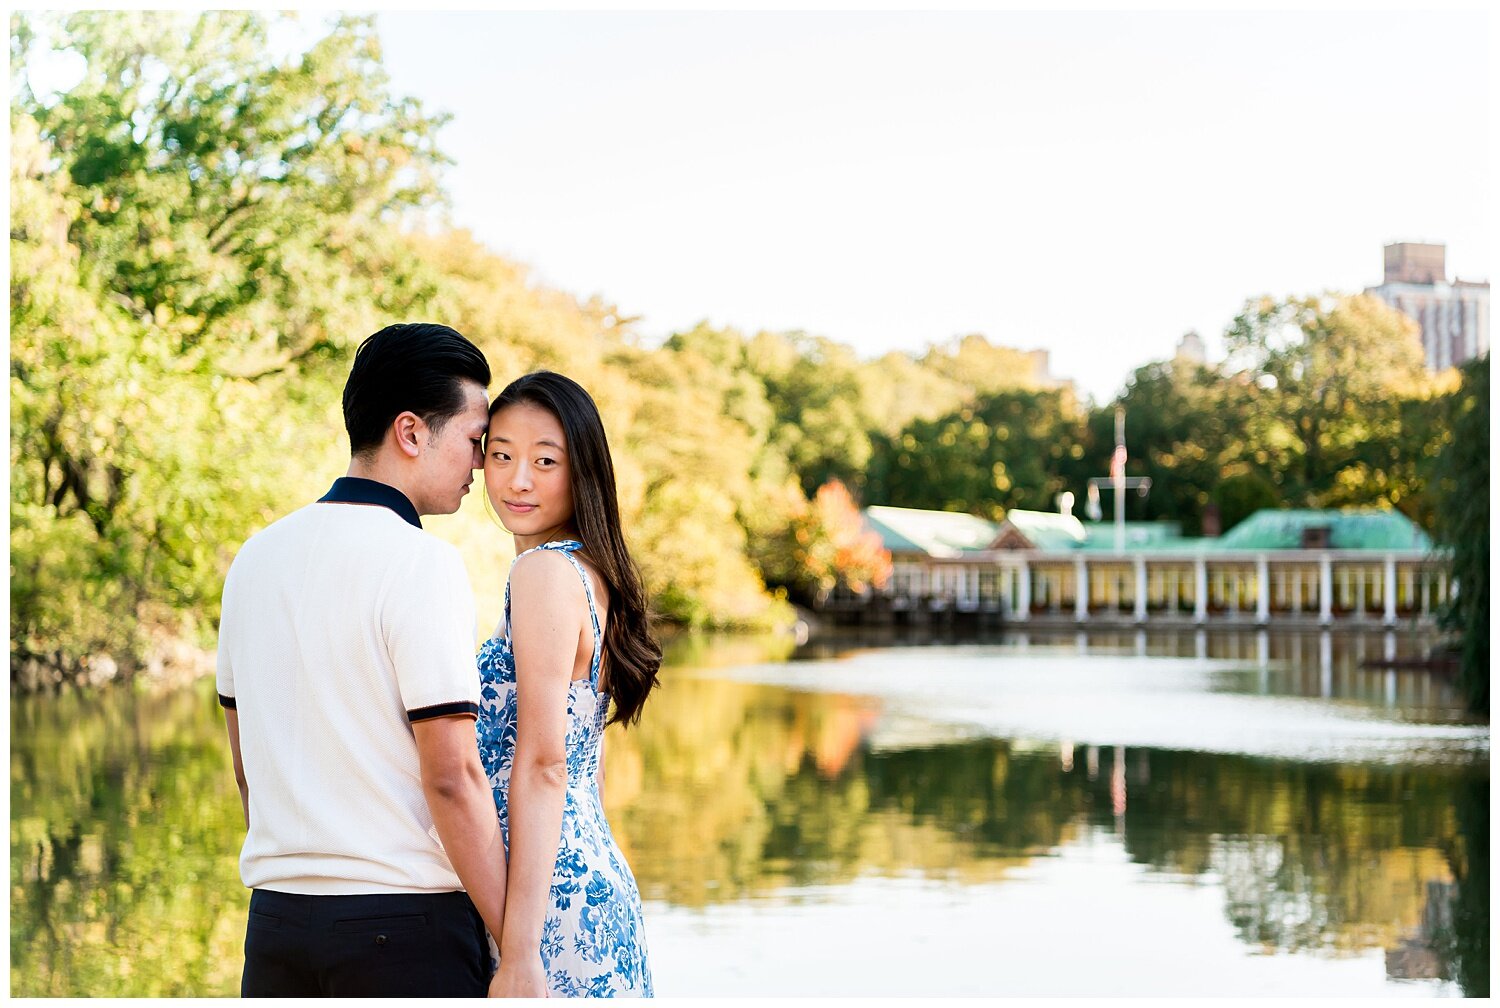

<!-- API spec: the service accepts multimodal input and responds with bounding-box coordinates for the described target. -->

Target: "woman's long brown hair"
[490,370,661,727]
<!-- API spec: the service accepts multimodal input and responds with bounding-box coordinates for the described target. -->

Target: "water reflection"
[10,680,247,997]
[9,629,1488,996]
[611,678,1481,970]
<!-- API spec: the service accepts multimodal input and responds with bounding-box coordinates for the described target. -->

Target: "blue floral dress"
[476,540,653,998]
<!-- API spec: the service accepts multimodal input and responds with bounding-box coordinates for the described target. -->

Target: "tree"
[917,333,1055,396]
[1431,355,1488,715]
[1223,293,1430,507]
[746,331,877,496]
[1102,358,1256,534]
[749,480,892,606]
[10,12,451,676]
[865,387,1088,519]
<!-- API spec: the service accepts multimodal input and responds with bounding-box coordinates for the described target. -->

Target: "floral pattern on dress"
[476,540,653,998]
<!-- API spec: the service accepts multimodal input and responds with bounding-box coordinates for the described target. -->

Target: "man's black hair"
[343,323,491,457]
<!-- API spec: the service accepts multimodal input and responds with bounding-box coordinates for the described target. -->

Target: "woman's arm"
[493,550,587,997]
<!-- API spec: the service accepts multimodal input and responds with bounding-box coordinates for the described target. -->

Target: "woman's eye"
[537,457,555,467]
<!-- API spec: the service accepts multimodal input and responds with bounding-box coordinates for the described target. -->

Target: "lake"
[9,627,1488,996]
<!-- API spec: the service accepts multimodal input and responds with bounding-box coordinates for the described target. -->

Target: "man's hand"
[490,956,549,998]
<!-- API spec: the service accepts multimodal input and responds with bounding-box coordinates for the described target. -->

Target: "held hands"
[490,956,549,998]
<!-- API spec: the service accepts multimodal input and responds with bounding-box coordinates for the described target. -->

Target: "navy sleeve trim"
[218,693,237,710]
[407,701,480,723]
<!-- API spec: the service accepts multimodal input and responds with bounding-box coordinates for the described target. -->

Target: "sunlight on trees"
[9,12,1474,684]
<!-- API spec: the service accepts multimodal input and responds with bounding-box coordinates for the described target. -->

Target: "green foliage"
[1224,293,1435,507]
[1093,302,1454,537]
[750,331,877,496]
[9,10,1478,684]
[1108,358,1252,534]
[11,13,444,680]
[865,387,1089,519]
[1431,356,1488,715]
[1211,469,1284,532]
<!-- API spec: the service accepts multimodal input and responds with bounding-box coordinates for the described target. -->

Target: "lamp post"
[1086,407,1151,554]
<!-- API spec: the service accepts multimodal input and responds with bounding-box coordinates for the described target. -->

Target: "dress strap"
[505,540,603,690]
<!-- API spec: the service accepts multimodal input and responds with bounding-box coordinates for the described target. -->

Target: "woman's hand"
[490,956,549,998]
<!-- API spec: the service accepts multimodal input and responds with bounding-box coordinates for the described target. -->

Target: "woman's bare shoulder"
[508,548,587,606]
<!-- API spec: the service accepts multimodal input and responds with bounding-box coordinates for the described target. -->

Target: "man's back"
[218,498,480,895]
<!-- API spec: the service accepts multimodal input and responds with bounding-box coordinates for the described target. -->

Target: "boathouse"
[850,505,1449,628]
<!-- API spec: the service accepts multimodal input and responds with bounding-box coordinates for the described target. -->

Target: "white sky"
[368,10,1489,402]
[15,9,1490,401]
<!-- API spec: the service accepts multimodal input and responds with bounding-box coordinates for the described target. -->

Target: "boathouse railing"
[872,550,1451,626]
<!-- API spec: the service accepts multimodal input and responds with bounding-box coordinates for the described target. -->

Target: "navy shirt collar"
[319,477,422,529]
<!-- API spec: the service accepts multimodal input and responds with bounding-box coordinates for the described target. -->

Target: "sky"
[253,12,1500,399]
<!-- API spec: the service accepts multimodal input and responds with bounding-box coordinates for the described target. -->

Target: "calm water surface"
[10,628,1488,996]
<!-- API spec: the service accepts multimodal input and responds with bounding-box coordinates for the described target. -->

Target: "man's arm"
[412,715,507,945]
[224,708,249,828]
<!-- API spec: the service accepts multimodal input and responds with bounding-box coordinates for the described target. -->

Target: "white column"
[1134,557,1148,623]
[1194,556,1208,624]
[1257,630,1270,692]
[1255,555,1270,625]
[1319,631,1333,695]
[1383,555,1397,626]
[1319,554,1333,625]
[1075,557,1089,622]
[1291,568,1302,613]
[1015,558,1031,622]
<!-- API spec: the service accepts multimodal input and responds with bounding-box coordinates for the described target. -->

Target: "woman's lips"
[504,501,538,513]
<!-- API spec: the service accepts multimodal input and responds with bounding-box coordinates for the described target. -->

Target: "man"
[217,323,505,996]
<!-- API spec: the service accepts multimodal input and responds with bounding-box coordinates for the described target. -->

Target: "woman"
[476,370,660,998]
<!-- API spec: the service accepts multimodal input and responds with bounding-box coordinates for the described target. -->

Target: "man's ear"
[392,411,423,459]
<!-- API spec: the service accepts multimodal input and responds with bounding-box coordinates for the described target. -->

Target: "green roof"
[1077,521,1186,551]
[1001,509,1088,551]
[1216,509,1432,551]
[863,505,1000,558]
[862,504,1433,557]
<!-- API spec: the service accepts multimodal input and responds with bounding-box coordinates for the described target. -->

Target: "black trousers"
[241,888,491,997]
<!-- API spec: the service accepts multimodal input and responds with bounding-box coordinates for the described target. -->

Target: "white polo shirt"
[217,477,482,895]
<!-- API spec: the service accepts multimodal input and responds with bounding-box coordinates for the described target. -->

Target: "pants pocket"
[331,913,429,934]
[247,910,282,931]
